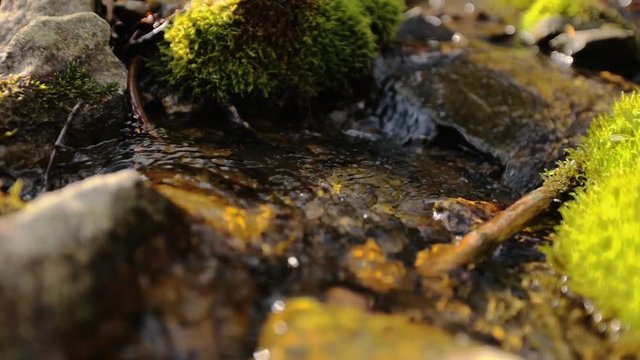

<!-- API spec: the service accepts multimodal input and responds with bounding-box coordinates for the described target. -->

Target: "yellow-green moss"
[521,0,595,31]
[159,0,404,104]
[552,93,640,334]
[1,63,117,136]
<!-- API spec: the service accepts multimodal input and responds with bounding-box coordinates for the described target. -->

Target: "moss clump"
[159,0,404,104]
[518,0,598,32]
[552,93,640,334]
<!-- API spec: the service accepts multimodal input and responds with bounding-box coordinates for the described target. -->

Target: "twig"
[128,56,146,125]
[128,57,165,140]
[43,101,84,191]
[127,13,176,47]
[225,103,259,136]
[416,161,578,277]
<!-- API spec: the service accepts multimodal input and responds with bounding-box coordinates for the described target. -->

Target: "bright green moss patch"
[159,0,404,104]
[520,0,596,31]
[552,93,640,334]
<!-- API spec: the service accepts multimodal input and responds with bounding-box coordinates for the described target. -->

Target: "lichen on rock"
[159,0,404,104]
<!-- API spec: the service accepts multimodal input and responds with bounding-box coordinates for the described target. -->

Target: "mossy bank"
[159,0,405,105]
[0,64,122,191]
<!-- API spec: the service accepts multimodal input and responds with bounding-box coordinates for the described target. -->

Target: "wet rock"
[369,40,623,193]
[397,6,455,46]
[433,197,500,236]
[323,287,371,310]
[345,238,407,293]
[0,170,192,358]
[155,184,304,256]
[256,297,523,360]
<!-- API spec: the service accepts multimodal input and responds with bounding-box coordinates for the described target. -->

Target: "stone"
[0,0,93,48]
[368,40,624,193]
[0,170,192,358]
[0,2,128,191]
[0,11,126,90]
[257,297,523,360]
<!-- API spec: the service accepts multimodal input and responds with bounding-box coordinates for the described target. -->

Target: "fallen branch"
[43,101,84,191]
[416,160,579,277]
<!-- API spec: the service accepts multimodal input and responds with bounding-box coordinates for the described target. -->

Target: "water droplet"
[463,3,475,13]
[584,300,595,314]
[619,0,632,7]
[550,51,573,66]
[593,312,603,323]
[287,256,300,268]
[271,300,286,313]
[253,349,271,360]
[504,25,516,35]
[273,320,288,335]
[424,15,442,27]
[609,319,622,332]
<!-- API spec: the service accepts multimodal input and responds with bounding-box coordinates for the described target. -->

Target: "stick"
[43,101,84,191]
[416,161,578,277]
[127,13,176,47]
[128,56,146,125]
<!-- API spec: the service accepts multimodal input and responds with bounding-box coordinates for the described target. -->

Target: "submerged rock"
[257,297,523,360]
[0,170,191,358]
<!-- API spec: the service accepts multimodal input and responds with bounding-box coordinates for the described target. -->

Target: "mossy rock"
[0,64,122,188]
[159,0,404,105]
[552,93,640,337]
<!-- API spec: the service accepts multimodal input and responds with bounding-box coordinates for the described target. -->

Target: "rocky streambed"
[0,0,639,359]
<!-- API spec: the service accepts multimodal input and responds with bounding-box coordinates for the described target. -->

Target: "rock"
[432,198,500,236]
[397,6,455,46]
[0,170,192,358]
[256,297,523,360]
[0,12,126,90]
[0,3,127,191]
[368,40,624,193]
[0,0,93,48]
[344,238,407,293]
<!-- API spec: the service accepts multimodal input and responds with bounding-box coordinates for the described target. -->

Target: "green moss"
[552,93,640,335]
[518,0,597,32]
[1,63,117,134]
[159,0,404,104]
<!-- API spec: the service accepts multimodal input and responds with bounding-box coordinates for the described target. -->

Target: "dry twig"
[43,101,84,191]
[416,161,578,276]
